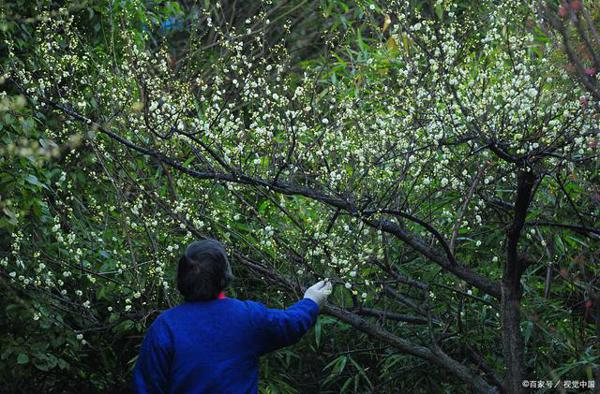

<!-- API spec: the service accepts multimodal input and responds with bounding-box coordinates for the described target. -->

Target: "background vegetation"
[1,0,598,393]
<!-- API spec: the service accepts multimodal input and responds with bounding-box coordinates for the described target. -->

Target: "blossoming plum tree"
[1,0,598,392]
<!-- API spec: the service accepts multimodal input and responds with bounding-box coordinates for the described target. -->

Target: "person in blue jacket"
[133,239,332,393]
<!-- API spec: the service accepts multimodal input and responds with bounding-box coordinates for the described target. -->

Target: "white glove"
[304,280,333,307]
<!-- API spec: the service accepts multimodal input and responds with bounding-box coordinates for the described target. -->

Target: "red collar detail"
[217,292,226,299]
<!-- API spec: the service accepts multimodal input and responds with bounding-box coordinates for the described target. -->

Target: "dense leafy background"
[1,0,599,393]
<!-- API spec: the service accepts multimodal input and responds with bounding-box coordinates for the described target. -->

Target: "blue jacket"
[133,297,319,393]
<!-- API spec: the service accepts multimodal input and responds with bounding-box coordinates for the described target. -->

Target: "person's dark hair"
[176,239,234,301]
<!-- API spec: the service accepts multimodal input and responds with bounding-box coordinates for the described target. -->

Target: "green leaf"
[17,353,29,364]
[58,359,69,370]
[434,3,444,20]
[314,318,322,348]
[258,200,269,215]
[523,320,534,345]
[348,356,372,387]
[25,174,42,187]
[113,319,135,333]
[341,377,353,392]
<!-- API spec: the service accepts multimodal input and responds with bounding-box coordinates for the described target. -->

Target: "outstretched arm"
[251,280,332,354]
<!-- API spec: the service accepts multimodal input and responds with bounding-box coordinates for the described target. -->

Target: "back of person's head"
[176,239,234,301]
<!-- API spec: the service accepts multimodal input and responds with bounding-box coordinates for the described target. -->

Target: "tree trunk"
[501,282,526,394]
[502,169,537,394]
